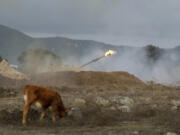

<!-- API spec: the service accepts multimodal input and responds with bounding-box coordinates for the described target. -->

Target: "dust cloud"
[19,46,63,74]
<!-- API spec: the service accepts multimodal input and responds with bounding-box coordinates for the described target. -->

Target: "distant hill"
[0,25,33,63]
[0,24,128,65]
[1,24,180,83]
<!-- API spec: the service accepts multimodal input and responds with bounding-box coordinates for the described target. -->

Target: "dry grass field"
[0,71,180,135]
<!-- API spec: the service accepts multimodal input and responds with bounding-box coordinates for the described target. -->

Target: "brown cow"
[22,85,72,125]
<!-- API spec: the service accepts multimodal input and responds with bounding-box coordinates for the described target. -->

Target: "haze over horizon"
[1,0,180,48]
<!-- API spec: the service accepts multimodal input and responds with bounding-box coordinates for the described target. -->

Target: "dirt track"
[0,71,180,135]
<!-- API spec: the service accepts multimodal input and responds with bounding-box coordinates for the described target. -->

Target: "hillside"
[0,24,126,64]
[1,24,180,66]
[0,60,28,80]
[31,71,145,88]
[1,24,180,83]
[0,25,33,63]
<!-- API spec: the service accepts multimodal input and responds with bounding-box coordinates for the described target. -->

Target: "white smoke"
[73,46,180,85]
[20,42,180,85]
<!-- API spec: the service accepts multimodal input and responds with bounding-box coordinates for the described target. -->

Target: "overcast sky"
[0,0,180,48]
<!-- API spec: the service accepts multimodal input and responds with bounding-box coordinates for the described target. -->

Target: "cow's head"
[59,107,75,117]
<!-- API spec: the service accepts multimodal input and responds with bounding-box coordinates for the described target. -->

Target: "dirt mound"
[0,60,28,80]
[0,74,27,87]
[32,71,145,88]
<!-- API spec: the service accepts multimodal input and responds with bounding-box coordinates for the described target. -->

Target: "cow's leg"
[22,93,34,125]
[22,103,30,125]
[40,108,46,120]
[51,106,57,123]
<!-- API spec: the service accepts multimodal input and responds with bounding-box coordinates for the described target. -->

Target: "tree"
[0,55,2,62]
[145,45,164,64]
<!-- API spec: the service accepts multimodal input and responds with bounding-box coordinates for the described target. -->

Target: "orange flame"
[104,50,116,57]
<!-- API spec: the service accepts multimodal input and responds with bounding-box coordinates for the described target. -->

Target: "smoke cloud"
[18,42,180,85]
[70,45,180,85]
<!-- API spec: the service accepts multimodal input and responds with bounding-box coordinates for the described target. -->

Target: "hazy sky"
[0,0,180,48]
